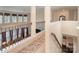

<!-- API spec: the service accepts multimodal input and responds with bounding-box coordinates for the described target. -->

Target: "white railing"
[51,21,78,37]
[5,31,45,53]
[50,21,78,53]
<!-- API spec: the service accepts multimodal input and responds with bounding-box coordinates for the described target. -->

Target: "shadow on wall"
[36,29,41,33]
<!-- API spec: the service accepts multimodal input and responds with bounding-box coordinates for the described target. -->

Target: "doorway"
[59,15,66,21]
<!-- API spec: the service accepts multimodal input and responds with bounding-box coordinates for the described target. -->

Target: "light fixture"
[76,26,79,29]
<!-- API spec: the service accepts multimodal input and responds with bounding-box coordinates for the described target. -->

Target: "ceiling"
[0,6,31,13]
[0,6,77,13]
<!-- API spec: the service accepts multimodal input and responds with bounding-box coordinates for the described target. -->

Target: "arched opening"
[59,15,66,21]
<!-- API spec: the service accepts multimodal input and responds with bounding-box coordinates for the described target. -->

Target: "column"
[27,13,31,36]
[44,6,51,52]
[77,6,79,52]
[31,6,36,36]
[77,6,79,21]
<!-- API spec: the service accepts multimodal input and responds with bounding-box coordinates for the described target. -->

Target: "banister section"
[51,33,62,49]
[7,31,45,53]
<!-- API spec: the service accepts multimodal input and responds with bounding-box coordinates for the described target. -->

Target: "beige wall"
[52,9,77,21]
[69,9,77,20]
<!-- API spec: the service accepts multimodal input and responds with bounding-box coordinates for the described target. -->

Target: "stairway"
[51,33,73,53]
[62,44,73,53]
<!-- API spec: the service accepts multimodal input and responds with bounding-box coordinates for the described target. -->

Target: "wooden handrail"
[51,33,62,49]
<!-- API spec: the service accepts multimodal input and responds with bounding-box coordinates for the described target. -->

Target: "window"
[10,30,13,44]
[24,28,27,37]
[23,15,27,22]
[12,14,17,23]
[6,31,10,44]
[2,32,6,48]
[16,29,19,38]
[0,13,3,24]
[4,13,10,23]
[13,29,17,40]
[18,14,23,22]
[18,28,21,37]
[21,28,24,38]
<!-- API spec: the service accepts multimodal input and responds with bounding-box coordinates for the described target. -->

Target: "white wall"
[76,30,79,53]
[50,21,78,53]
[73,37,78,53]
[50,22,62,52]
[61,21,78,37]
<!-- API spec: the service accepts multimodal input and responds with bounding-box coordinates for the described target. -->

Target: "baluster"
[0,28,2,52]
